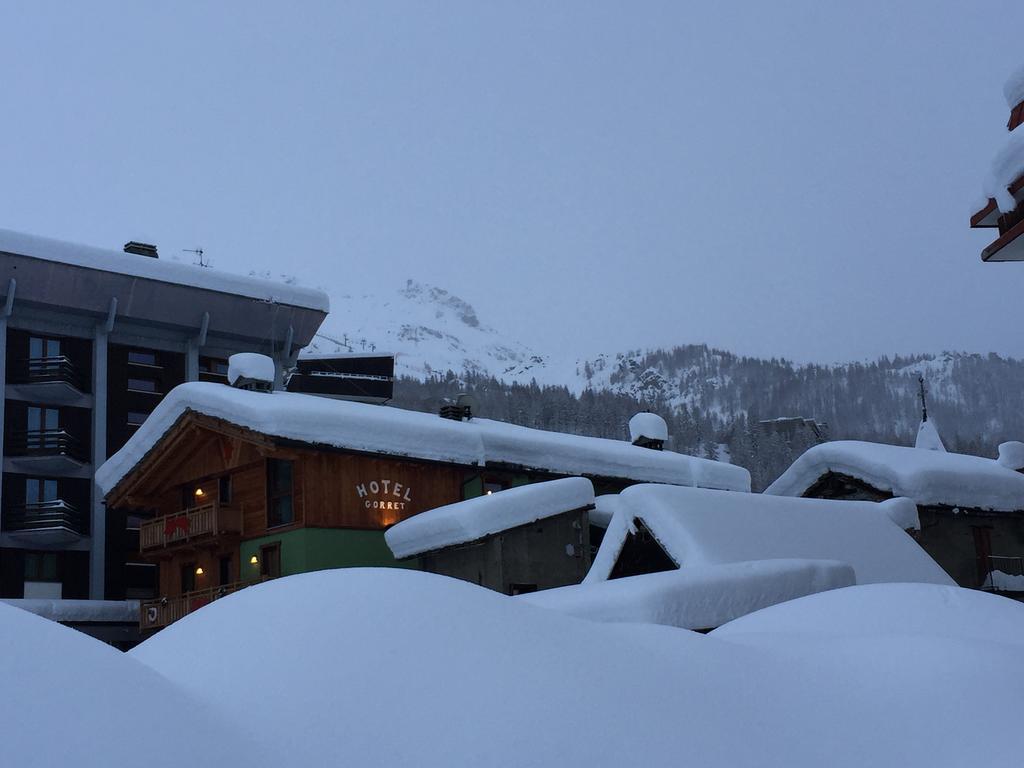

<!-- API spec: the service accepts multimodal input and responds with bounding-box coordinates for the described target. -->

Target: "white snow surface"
[0,228,329,311]
[122,569,1024,767]
[877,497,921,531]
[0,601,270,768]
[765,440,1024,512]
[96,382,750,496]
[227,352,276,386]
[518,558,854,630]
[985,126,1024,212]
[998,440,1024,470]
[2,598,139,623]
[1004,61,1024,108]
[628,411,668,443]
[914,418,946,451]
[586,485,951,586]
[386,477,594,558]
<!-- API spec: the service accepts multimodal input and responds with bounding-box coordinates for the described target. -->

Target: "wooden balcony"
[140,580,254,631]
[139,503,242,553]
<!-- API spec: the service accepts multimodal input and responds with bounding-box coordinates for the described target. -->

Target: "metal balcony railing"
[8,429,88,462]
[138,503,243,552]
[12,356,87,392]
[4,500,86,535]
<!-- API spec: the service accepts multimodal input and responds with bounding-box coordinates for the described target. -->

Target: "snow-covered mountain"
[305,279,556,382]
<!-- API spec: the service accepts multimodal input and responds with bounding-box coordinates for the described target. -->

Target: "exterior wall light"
[250,555,259,565]
[194,488,205,497]
[195,566,204,576]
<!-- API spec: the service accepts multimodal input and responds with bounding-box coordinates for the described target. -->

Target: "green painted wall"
[240,528,420,581]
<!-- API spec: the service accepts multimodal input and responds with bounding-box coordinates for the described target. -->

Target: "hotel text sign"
[356,479,413,511]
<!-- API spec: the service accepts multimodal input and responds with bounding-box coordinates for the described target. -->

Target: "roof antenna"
[183,247,208,268]
[918,375,928,422]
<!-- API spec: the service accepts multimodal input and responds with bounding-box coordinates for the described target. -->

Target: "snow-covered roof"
[385,477,594,559]
[1,598,139,623]
[984,126,1024,213]
[120,568,1024,767]
[518,559,853,630]
[587,485,951,586]
[914,419,945,451]
[765,440,1024,512]
[96,383,750,497]
[0,228,329,311]
[1004,62,1024,109]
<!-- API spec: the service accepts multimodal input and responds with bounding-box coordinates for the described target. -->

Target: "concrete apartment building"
[0,229,327,602]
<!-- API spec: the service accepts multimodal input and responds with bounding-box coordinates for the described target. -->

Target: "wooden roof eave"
[981,217,1024,262]
[972,177,1024,228]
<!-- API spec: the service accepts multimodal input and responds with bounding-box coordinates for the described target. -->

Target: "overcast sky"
[1,2,1021,363]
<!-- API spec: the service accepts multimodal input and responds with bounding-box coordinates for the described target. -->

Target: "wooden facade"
[105,411,648,629]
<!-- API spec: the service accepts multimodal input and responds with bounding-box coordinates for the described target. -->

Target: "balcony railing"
[8,430,89,463]
[139,503,243,552]
[140,580,255,631]
[4,500,86,535]
[982,555,1024,592]
[12,356,87,392]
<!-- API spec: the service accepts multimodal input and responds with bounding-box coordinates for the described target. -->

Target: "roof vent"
[998,441,1024,472]
[629,412,668,451]
[228,353,275,392]
[124,241,158,258]
[439,392,478,421]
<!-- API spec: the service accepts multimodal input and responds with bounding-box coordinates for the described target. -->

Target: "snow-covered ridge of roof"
[518,559,853,631]
[984,127,1024,213]
[0,228,329,312]
[586,485,952,586]
[96,383,751,496]
[765,440,1024,512]
[386,477,594,559]
[1004,62,1024,109]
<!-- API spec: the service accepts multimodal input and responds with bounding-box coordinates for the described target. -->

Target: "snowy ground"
[4,569,1024,766]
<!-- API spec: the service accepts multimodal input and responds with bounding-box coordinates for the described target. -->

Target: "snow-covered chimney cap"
[629,412,668,447]
[228,353,276,391]
[997,441,1024,471]
[1004,62,1024,110]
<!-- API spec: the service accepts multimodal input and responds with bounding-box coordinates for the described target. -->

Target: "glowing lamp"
[195,566,204,576]
[250,555,258,565]
[194,488,205,497]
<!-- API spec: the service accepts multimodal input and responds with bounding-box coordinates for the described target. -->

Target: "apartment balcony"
[3,500,87,546]
[982,555,1024,593]
[5,430,91,476]
[6,356,93,408]
[140,580,253,631]
[139,503,243,554]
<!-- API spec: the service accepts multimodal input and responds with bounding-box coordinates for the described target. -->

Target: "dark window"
[25,553,59,582]
[219,555,232,586]
[127,410,149,427]
[484,481,505,496]
[127,349,158,366]
[260,543,281,579]
[29,336,61,360]
[27,405,60,432]
[219,475,232,505]
[200,357,229,376]
[509,583,537,595]
[25,478,59,505]
[127,377,159,393]
[181,562,197,593]
[267,460,294,527]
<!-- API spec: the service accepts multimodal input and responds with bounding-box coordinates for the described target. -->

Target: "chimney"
[439,392,477,421]
[228,353,275,393]
[629,412,668,451]
[124,241,159,258]
[997,441,1024,472]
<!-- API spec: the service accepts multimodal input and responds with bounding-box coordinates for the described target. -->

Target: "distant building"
[96,378,750,631]
[758,416,828,444]
[0,229,328,618]
[765,428,1024,592]
[385,477,595,595]
[970,63,1024,262]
